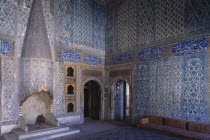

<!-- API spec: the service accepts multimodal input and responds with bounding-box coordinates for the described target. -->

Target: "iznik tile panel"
[105,6,118,55]
[113,53,132,65]
[92,1,105,50]
[134,61,150,114]
[172,38,209,56]
[58,50,80,63]
[55,0,105,51]
[138,47,163,61]
[137,0,154,45]
[134,53,207,123]
[84,54,101,66]
[0,39,13,54]
[117,0,137,53]
[73,0,93,46]
[185,0,210,32]
[155,0,184,40]
[55,0,74,47]
[0,0,17,36]
[183,54,207,122]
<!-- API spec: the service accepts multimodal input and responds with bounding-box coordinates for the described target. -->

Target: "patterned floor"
[86,127,183,140]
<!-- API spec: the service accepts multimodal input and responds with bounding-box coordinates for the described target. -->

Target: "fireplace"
[21,91,53,125]
[35,114,45,128]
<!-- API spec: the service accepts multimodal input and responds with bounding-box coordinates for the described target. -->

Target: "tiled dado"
[64,65,77,113]
[106,37,210,66]
[134,53,207,122]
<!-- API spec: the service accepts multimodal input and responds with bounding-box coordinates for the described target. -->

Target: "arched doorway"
[112,80,130,121]
[84,80,101,120]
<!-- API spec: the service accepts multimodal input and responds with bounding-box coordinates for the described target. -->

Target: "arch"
[109,76,131,121]
[110,76,130,87]
[81,77,104,120]
[20,90,53,107]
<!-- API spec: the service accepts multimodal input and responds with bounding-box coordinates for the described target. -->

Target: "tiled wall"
[124,37,210,123]
[55,0,105,52]
[106,0,210,56]
[106,0,210,124]
[134,53,207,122]
[0,0,105,124]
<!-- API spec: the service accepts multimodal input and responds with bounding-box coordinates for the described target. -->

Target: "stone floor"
[50,120,183,140]
[0,120,183,140]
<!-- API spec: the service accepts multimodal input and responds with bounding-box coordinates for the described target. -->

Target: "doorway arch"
[81,78,104,120]
[110,77,130,121]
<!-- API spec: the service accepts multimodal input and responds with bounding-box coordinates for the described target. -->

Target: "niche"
[68,85,74,95]
[66,84,75,95]
[67,103,74,112]
[67,67,74,76]
[65,65,75,77]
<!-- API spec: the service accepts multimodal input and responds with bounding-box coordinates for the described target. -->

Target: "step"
[3,133,18,140]
[26,129,80,140]
[13,127,70,140]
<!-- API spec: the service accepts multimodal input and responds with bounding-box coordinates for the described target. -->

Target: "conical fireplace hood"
[21,0,52,60]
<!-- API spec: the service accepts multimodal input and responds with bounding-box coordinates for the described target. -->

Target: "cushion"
[144,115,163,125]
[164,117,187,129]
[137,123,210,140]
[188,121,210,134]
[139,118,149,124]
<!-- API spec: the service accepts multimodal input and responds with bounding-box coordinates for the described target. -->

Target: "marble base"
[3,126,80,140]
[0,124,17,135]
[57,115,81,126]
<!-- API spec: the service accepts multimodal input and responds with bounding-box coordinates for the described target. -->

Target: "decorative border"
[138,46,163,61]
[58,50,81,63]
[84,54,102,66]
[56,47,104,67]
[172,38,209,56]
[113,53,132,65]
[0,37,15,56]
[106,37,210,66]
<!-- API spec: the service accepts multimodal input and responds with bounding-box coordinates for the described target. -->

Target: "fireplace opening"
[35,114,45,128]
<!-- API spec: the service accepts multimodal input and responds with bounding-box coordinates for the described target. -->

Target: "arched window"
[67,85,74,94]
[67,103,74,112]
[67,67,74,77]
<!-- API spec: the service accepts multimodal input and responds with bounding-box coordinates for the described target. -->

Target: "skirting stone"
[12,126,80,140]
[57,115,81,125]
[0,124,17,135]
